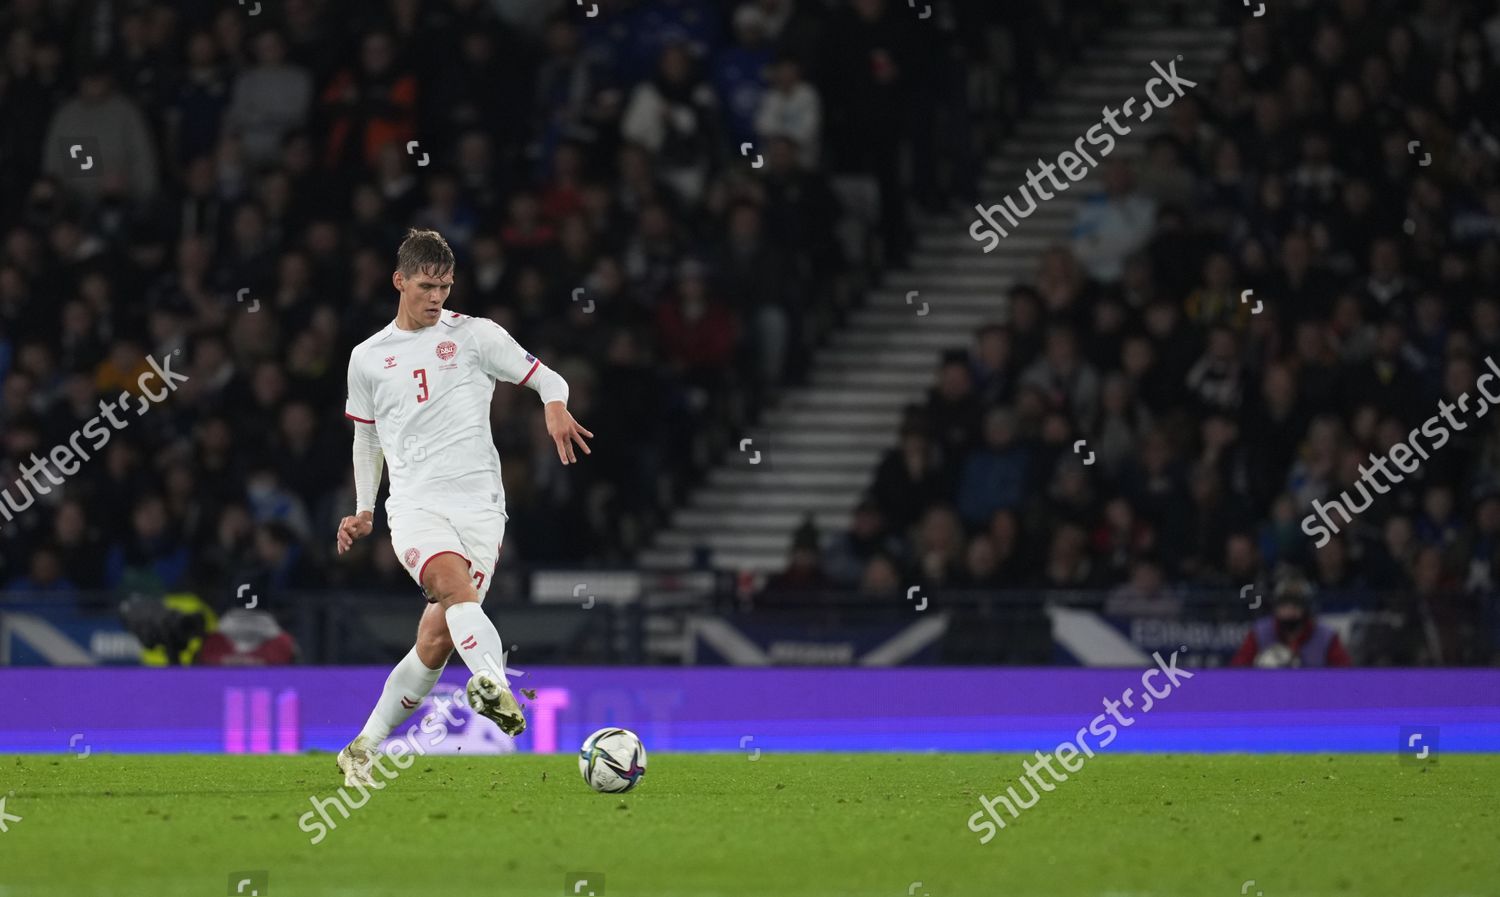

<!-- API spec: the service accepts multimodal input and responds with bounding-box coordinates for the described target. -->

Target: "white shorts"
[388,504,506,603]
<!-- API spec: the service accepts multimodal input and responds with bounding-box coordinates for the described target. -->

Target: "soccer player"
[333,228,592,785]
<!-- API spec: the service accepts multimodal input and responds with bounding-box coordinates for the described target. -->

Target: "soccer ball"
[579,727,647,793]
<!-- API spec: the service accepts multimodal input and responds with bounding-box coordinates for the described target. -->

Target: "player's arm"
[338,356,383,553]
[474,319,594,465]
[529,365,594,466]
[337,421,383,553]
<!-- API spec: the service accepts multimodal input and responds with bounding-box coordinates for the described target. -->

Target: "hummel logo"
[384,356,397,368]
[461,635,478,651]
[400,696,418,709]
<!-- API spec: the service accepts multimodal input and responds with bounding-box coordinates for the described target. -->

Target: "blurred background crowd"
[759,0,1500,662]
[1,0,1497,664]
[0,0,1027,604]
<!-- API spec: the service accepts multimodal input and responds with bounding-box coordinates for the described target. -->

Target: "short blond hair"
[396,228,455,277]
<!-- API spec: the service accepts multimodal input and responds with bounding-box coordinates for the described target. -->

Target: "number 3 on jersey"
[413,368,429,403]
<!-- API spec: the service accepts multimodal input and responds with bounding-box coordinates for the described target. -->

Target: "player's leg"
[421,551,526,736]
[360,605,453,740]
[337,604,454,784]
[338,509,460,785]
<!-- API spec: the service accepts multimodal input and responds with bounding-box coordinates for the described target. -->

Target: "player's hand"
[545,401,593,465]
[336,510,374,554]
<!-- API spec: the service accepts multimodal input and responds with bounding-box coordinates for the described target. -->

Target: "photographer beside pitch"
[1231,579,1351,668]
[333,229,592,786]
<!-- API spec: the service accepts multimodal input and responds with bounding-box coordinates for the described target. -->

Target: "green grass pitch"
[2,753,1497,896]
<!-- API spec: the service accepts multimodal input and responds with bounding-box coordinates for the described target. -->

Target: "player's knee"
[428,579,476,607]
[424,577,457,605]
[421,561,476,606]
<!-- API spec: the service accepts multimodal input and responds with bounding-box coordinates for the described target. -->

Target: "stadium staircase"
[641,11,1232,574]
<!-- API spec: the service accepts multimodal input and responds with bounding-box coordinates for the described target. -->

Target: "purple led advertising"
[1,667,1497,755]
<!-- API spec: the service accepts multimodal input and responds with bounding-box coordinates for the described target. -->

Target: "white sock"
[358,647,445,742]
[444,602,509,686]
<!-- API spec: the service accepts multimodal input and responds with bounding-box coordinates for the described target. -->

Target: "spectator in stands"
[761,520,828,600]
[955,408,1030,528]
[858,552,904,598]
[1104,557,1181,617]
[715,6,774,151]
[1138,135,1196,208]
[970,324,1017,407]
[912,505,966,587]
[1210,531,1265,593]
[1310,534,1370,601]
[532,16,608,157]
[1183,252,1247,330]
[760,134,843,298]
[1458,494,1500,594]
[622,42,722,207]
[821,0,914,263]
[987,509,1030,584]
[1040,524,1094,589]
[755,53,821,169]
[106,495,190,593]
[1093,371,1154,475]
[1092,496,1155,585]
[6,546,79,598]
[1072,161,1157,283]
[1358,237,1415,320]
[1185,326,1245,415]
[49,499,106,589]
[224,29,313,171]
[955,533,1004,590]
[251,521,323,597]
[1411,544,1481,664]
[657,258,737,379]
[823,497,905,588]
[42,60,160,203]
[870,424,952,534]
[1021,326,1101,427]
[1182,460,1251,581]
[1039,456,1099,534]
[171,31,232,168]
[716,201,794,388]
[319,31,417,172]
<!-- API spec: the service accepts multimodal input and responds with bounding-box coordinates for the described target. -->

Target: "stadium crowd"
[773,0,1500,662]
[6,0,1492,664]
[0,0,1024,608]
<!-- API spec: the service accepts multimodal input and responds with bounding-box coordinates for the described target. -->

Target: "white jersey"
[345,312,553,511]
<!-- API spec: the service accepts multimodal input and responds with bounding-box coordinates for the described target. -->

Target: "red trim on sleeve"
[518,359,541,386]
[345,412,376,424]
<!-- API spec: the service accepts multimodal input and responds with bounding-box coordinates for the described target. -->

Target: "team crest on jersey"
[436,341,458,361]
[384,356,397,368]
[403,547,421,568]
